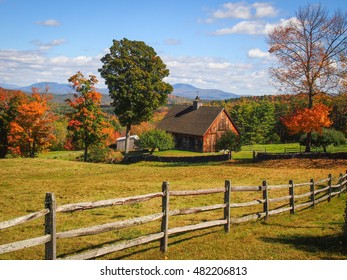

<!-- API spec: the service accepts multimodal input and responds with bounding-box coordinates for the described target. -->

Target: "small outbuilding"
[157,97,239,152]
[116,135,139,152]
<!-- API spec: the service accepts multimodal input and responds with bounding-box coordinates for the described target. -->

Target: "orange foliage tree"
[0,88,27,157]
[8,89,56,157]
[66,71,111,162]
[282,103,332,136]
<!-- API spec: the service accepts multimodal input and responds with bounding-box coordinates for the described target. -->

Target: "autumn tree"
[0,88,27,158]
[281,103,333,142]
[8,89,56,157]
[66,72,109,162]
[267,4,347,151]
[99,38,173,158]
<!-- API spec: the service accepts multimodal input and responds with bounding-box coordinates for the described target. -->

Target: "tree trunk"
[84,132,88,162]
[0,136,8,158]
[84,143,88,162]
[124,124,131,161]
[305,92,313,153]
[30,141,35,158]
[305,131,311,153]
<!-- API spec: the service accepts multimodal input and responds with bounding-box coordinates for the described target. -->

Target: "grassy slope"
[0,157,346,260]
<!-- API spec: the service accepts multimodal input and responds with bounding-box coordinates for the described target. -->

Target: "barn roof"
[157,104,226,136]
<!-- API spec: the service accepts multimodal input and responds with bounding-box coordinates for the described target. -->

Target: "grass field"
[0,152,347,260]
[153,143,347,159]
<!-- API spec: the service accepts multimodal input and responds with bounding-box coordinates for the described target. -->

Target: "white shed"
[116,135,139,152]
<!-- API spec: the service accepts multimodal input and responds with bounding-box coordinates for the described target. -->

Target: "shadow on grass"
[58,228,220,260]
[115,228,220,260]
[261,234,347,259]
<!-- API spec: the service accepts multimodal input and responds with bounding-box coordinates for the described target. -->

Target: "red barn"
[157,97,239,152]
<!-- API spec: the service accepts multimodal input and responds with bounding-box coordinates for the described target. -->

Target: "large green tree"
[99,38,173,157]
[229,99,278,145]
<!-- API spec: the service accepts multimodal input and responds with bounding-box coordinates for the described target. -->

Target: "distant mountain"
[8,82,109,95]
[172,83,239,100]
[0,83,20,90]
[1,82,239,101]
[16,82,76,95]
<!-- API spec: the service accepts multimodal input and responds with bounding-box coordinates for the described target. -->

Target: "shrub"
[87,145,124,163]
[216,130,242,157]
[135,129,174,154]
[299,128,346,152]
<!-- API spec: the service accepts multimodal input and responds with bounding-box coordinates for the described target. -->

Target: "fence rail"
[1,171,346,260]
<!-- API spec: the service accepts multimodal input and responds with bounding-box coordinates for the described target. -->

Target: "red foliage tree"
[0,88,27,157]
[282,103,333,136]
[8,89,56,157]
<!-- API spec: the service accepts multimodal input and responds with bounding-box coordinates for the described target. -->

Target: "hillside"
[172,83,239,100]
[0,82,240,101]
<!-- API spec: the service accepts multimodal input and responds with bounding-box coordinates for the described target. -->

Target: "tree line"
[210,93,347,146]
[1,84,346,160]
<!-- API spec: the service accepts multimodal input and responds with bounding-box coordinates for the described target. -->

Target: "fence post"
[262,181,269,221]
[44,192,56,260]
[289,180,295,215]
[310,179,315,208]
[224,180,231,233]
[160,181,169,253]
[338,173,343,198]
[328,174,332,202]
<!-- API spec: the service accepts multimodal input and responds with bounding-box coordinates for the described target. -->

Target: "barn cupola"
[193,96,202,110]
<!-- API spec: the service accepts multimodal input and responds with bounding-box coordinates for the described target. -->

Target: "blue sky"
[0,0,345,96]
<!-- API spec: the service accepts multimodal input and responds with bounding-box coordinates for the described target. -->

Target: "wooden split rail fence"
[0,171,346,260]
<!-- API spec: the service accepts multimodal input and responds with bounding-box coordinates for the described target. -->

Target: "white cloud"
[0,49,275,96]
[252,2,278,18]
[164,38,181,46]
[212,17,296,36]
[248,48,270,58]
[0,49,103,87]
[208,2,278,21]
[163,55,274,95]
[31,39,66,51]
[35,19,61,26]
[212,2,252,20]
[213,20,268,35]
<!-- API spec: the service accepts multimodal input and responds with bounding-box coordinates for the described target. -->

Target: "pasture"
[0,154,346,260]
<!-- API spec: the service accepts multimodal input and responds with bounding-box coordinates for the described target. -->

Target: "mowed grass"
[0,156,346,260]
[233,143,347,159]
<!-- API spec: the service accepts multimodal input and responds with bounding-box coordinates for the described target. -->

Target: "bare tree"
[267,4,347,152]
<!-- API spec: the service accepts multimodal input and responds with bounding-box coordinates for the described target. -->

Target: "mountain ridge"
[0,82,240,100]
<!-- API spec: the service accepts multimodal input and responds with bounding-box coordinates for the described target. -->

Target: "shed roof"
[157,105,225,136]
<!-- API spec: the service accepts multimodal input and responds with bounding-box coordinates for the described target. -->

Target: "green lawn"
[0,153,346,260]
[233,143,347,160]
[37,150,83,161]
[38,143,347,161]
